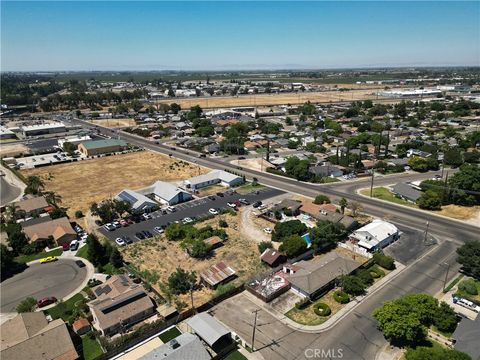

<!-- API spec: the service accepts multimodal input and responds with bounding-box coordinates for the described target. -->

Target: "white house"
[184,170,243,191]
[141,181,193,205]
[349,219,400,251]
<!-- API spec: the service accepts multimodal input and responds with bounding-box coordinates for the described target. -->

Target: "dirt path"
[239,207,271,243]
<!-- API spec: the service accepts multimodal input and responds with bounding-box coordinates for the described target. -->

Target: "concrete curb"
[355,187,479,228]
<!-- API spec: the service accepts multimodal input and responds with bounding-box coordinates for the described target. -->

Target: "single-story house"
[22,217,77,247]
[184,170,243,191]
[116,189,158,213]
[139,333,211,360]
[72,318,91,335]
[451,315,480,360]
[406,149,431,158]
[287,252,362,299]
[187,312,231,352]
[14,196,49,216]
[392,182,422,203]
[261,248,286,267]
[0,313,78,360]
[349,219,400,251]
[300,202,358,231]
[88,275,156,336]
[309,165,343,177]
[200,262,236,288]
[269,199,302,217]
[78,139,127,156]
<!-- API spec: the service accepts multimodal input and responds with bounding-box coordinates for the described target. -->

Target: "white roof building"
[184,170,243,190]
[350,219,400,251]
[140,181,192,205]
[115,189,158,212]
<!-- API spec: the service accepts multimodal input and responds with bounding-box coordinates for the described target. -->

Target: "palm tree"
[44,191,62,207]
[5,204,18,222]
[339,198,348,214]
[25,176,45,195]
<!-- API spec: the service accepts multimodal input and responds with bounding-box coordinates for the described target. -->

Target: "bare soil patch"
[89,118,137,128]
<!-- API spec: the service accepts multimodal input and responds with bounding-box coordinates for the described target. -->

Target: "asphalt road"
[0,259,88,313]
[99,187,283,241]
[0,177,22,206]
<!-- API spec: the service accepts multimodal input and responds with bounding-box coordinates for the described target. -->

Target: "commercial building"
[21,122,66,138]
[57,135,91,148]
[141,180,193,205]
[115,189,158,213]
[349,219,400,251]
[0,125,16,139]
[0,313,78,360]
[184,170,243,191]
[78,139,127,156]
[88,275,156,336]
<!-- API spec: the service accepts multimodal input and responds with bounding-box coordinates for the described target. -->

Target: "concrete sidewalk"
[243,260,406,333]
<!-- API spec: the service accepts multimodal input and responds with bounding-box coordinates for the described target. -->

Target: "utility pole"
[190,283,196,314]
[424,221,430,243]
[443,262,451,292]
[251,309,259,352]
[369,168,375,198]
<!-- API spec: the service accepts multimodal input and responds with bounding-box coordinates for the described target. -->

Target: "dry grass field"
[0,143,29,157]
[21,151,208,225]
[154,89,391,109]
[88,118,137,128]
[121,213,265,307]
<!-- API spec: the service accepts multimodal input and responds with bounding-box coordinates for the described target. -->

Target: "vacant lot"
[89,118,137,128]
[154,90,391,109]
[21,151,208,226]
[121,213,265,307]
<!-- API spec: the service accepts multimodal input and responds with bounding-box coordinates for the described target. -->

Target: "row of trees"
[90,199,133,223]
[85,234,123,270]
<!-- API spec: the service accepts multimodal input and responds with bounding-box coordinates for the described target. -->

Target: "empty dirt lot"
[88,118,137,128]
[154,89,393,108]
[21,151,209,225]
[121,213,266,307]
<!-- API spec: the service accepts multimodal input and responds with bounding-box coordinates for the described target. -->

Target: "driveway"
[99,187,284,242]
[0,258,88,313]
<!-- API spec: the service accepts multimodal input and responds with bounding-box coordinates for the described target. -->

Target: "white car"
[227,202,236,208]
[154,226,164,234]
[263,228,273,234]
[182,217,193,224]
[258,204,267,210]
[115,238,126,246]
[103,223,116,231]
[209,208,219,215]
[166,206,176,213]
[112,221,121,228]
[142,213,152,220]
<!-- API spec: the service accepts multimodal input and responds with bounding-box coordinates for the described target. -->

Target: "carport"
[186,312,232,352]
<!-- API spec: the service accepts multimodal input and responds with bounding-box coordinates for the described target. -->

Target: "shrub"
[295,298,311,309]
[370,265,385,278]
[16,297,36,313]
[373,252,395,270]
[258,241,273,254]
[218,219,228,228]
[458,279,478,295]
[313,302,331,316]
[313,195,331,205]
[74,210,84,218]
[333,291,350,304]
[357,268,374,286]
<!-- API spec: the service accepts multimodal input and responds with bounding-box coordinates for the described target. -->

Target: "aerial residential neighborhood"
[1,1,480,360]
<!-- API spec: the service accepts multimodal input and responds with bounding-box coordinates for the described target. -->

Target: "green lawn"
[236,182,265,195]
[158,327,181,342]
[223,350,248,360]
[44,293,86,321]
[360,187,418,208]
[81,335,103,360]
[15,248,63,264]
[454,278,480,303]
[76,245,88,260]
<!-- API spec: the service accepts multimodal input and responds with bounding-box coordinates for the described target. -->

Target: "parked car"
[198,153,206,158]
[227,202,237,208]
[263,228,273,234]
[103,223,116,231]
[37,297,57,308]
[75,260,86,268]
[126,218,135,225]
[154,226,164,234]
[80,233,88,242]
[119,219,129,227]
[69,240,79,251]
[142,213,152,220]
[112,221,121,228]
[234,200,241,207]
[135,232,145,240]
[115,238,126,246]
[216,192,224,197]
[62,242,71,251]
[252,201,263,208]
[124,236,133,244]
[39,256,58,264]
[209,208,219,215]
[182,217,193,224]
[258,204,267,210]
[239,198,250,205]
[166,206,176,213]
[142,230,153,238]
[208,195,216,200]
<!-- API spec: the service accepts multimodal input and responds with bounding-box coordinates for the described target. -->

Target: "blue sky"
[1,1,479,71]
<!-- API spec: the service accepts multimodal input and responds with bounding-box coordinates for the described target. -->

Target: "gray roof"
[185,170,241,187]
[139,333,210,360]
[187,312,230,347]
[116,189,157,211]
[288,252,361,295]
[392,183,421,202]
[80,139,127,150]
[142,181,191,202]
[452,316,480,360]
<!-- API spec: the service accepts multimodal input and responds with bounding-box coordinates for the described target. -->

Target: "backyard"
[21,151,209,228]
[120,213,264,307]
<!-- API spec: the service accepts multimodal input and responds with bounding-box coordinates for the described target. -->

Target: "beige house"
[15,196,49,216]
[0,313,78,360]
[22,217,77,247]
[88,275,156,336]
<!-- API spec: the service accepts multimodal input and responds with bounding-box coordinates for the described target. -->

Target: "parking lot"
[99,187,284,242]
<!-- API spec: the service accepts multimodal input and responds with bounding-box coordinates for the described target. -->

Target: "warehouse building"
[184,170,243,191]
[78,139,127,156]
[21,122,66,138]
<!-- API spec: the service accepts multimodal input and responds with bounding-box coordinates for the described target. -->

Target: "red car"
[37,297,57,308]
[119,219,129,227]
[62,242,70,251]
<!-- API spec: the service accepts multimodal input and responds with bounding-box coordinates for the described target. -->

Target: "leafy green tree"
[168,268,196,295]
[86,234,105,267]
[109,247,123,268]
[373,252,395,270]
[434,301,458,333]
[189,240,212,259]
[444,148,464,167]
[16,297,37,313]
[340,275,367,296]
[417,190,442,210]
[1,244,15,279]
[405,346,470,360]
[449,164,480,205]
[7,227,29,256]
[313,194,330,204]
[169,103,181,114]
[279,235,307,258]
[310,220,346,254]
[456,241,480,280]
[258,241,273,254]
[165,223,194,241]
[272,220,307,242]
[62,142,76,156]
[407,156,439,172]
[50,207,68,219]
[44,191,62,207]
